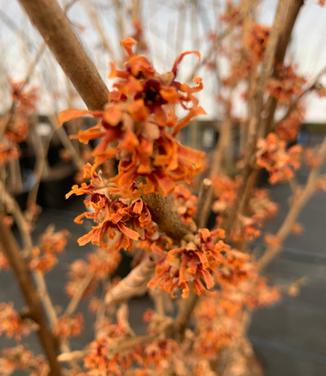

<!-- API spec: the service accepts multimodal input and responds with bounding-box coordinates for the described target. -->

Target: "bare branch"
[258,136,326,270]
[105,255,155,306]
[18,0,109,110]
[0,219,62,376]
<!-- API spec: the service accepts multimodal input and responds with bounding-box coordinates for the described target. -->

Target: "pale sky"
[0,0,326,121]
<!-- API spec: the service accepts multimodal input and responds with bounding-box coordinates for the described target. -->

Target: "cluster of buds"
[245,23,271,63]
[256,133,302,184]
[0,81,37,165]
[0,346,48,376]
[172,184,198,227]
[29,226,68,273]
[54,313,84,339]
[276,105,305,141]
[194,275,280,361]
[267,65,306,104]
[0,303,33,340]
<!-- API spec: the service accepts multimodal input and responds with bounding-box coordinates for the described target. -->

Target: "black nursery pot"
[19,141,36,170]
[14,189,29,211]
[38,163,77,209]
[256,168,270,188]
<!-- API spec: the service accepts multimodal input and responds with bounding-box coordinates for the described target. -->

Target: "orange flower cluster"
[148,228,248,298]
[84,313,135,376]
[29,226,68,273]
[0,346,48,376]
[219,3,240,24]
[83,336,181,376]
[231,189,279,244]
[60,38,205,197]
[82,306,182,376]
[173,184,198,226]
[0,144,20,166]
[65,247,122,300]
[256,133,302,184]
[84,337,133,376]
[0,303,33,340]
[212,175,241,215]
[245,23,271,63]
[194,275,280,360]
[10,81,38,114]
[0,81,37,166]
[276,105,305,141]
[67,170,157,252]
[268,65,306,104]
[135,339,180,375]
[54,313,84,338]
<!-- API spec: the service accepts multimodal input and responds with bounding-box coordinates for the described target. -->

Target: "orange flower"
[60,39,205,197]
[54,314,83,338]
[0,143,19,165]
[0,81,38,167]
[149,228,246,298]
[245,23,270,63]
[173,184,198,226]
[29,227,68,273]
[276,105,305,141]
[87,248,121,280]
[256,133,302,184]
[0,346,48,376]
[0,303,33,339]
[267,65,306,104]
[67,171,157,252]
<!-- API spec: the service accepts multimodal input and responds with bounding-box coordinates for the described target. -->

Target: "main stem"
[0,219,62,376]
[18,0,108,110]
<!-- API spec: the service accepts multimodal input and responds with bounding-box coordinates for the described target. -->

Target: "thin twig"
[105,255,155,306]
[195,178,213,228]
[0,218,62,376]
[65,272,94,316]
[258,136,326,270]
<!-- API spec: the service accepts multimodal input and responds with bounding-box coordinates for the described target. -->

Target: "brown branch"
[277,64,326,126]
[57,331,166,363]
[48,114,84,170]
[105,255,156,306]
[18,0,109,110]
[195,178,213,229]
[64,272,94,316]
[258,136,326,270]
[0,181,59,331]
[225,0,303,237]
[0,180,33,251]
[261,0,304,135]
[0,219,62,376]
[174,291,198,340]
[142,193,190,241]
